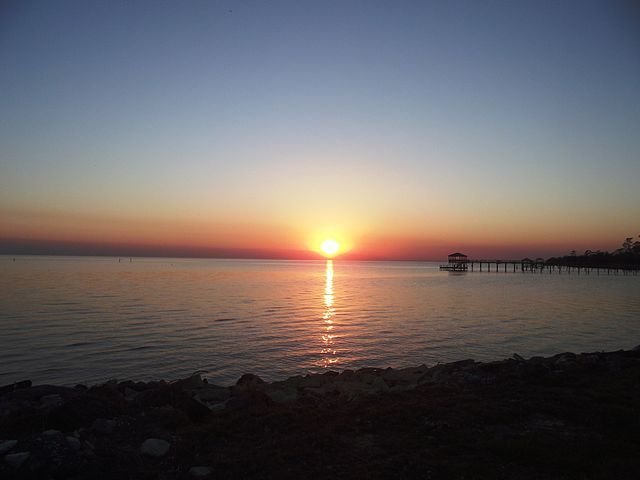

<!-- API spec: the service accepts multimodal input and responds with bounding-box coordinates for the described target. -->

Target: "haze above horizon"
[1,0,639,261]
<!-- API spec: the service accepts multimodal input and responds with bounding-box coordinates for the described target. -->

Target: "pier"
[440,253,640,275]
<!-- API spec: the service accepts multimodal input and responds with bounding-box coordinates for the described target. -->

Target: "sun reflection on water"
[321,259,337,367]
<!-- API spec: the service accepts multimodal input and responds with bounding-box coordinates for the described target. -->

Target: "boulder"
[102,379,118,389]
[66,436,81,451]
[421,365,446,384]
[173,374,206,391]
[0,440,17,455]
[189,466,212,477]
[140,438,171,458]
[262,385,299,404]
[4,451,29,468]
[278,375,304,389]
[554,352,577,368]
[40,393,64,409]
[299,373,337,389]
[193,384,230,402]
[123,387,140,400]
[91,418,116,435]
[577,353,600,366]
[134,383,210,420]
[0,380,31,396]
[384,365,429,388]
[236,373,265,388]
[226,390,273,410]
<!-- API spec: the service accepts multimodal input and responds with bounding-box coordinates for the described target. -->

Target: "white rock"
[66,436,81,450]
[0,440,17,455]
[140,438,170,457]
[189,466,212,477]
[4,451,30,468]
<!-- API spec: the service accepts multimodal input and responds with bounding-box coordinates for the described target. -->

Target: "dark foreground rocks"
[2,348,640,479]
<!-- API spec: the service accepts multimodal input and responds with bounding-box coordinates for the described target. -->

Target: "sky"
[1,0,639,260]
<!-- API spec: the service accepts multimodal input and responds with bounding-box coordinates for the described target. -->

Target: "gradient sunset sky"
[1,0,639,260]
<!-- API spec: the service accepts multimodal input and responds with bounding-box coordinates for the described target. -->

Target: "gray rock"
[0,440,17,455]
[91,418,115,435]
[425,366,448,384]
[299,374,332,389]
[140,438,170,457]
[203,401,227,412]
[382,367,419,386]
[554,353,576,367]
[189,466,212,477]
[4,451,30,468]
[263,386,299,403]
[577,353,600,366]
[278,375,304,389]
[40,393,63,408]
[236,373,265,388]
[66,436,81,451]
[42,429,62,437]
[173,374,205,390]
[194,384,230,402]
[123,387,140,400]
[463,372,482,384]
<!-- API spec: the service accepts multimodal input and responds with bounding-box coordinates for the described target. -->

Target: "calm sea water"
[1,255,639,386]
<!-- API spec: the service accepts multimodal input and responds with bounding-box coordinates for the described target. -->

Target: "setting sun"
[320,239,340,257]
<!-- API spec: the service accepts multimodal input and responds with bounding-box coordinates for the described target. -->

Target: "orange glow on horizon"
[1,207,631,261]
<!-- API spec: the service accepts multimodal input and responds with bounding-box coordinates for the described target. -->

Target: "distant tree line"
[546,235,640,267]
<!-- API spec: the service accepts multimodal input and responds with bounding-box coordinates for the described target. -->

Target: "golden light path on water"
[321,259,337,367]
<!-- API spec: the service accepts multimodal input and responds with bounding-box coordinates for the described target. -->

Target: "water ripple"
[1,257,639,386]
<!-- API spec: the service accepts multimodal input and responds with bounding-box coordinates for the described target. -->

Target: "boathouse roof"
[448,252,467,258]
[521,257,534,263]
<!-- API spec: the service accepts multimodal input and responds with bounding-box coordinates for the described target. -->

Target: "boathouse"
[521,257,535,271]
[448,252,468,265]
[440,252,469,271]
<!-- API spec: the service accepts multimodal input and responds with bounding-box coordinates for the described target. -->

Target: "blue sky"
[1,0,639,259]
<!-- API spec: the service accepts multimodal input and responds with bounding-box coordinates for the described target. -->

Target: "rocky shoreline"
[2,347,640,479]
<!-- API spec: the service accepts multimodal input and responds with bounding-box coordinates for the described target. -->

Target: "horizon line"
[0,237,574,262]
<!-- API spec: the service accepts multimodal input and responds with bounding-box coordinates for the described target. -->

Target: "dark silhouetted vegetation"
[547,235,640,267]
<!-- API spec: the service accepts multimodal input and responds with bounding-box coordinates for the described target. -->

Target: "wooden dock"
[440,259,640,275]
